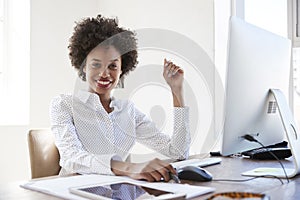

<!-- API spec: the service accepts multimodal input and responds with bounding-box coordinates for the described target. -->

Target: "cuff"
[174,106,189,127]
[91,154,122,175]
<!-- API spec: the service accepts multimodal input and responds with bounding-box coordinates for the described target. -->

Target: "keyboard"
[171,157,222,169]
[241,147,292,160]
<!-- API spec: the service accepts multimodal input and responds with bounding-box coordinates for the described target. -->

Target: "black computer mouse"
[177,166,213,182]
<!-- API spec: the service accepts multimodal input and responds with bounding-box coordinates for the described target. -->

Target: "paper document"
[21,174,214,199]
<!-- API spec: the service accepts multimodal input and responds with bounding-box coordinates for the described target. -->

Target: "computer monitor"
[221,16,292,156]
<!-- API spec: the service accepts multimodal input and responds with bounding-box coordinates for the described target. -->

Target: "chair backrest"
[28,129,61,179]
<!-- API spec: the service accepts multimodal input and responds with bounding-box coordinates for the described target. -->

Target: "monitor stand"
[242,89,300,178]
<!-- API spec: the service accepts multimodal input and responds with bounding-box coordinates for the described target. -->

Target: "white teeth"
[97,80,110,85]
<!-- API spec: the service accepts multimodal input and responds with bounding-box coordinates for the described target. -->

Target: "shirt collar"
[75,90,95,103]
[109,96,121,112]
[75,90,122,112]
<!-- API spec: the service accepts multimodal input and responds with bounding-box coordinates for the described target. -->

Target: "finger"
[164,59,172,71]
[165,163,177,175]
[178,68,184,74]
[151,159,174,181]
[163,60,171,76]
[170,66,181,76]
[168,63,175,70]
[140,168,161,182]
[156,162,177,182]
[164,58,168,67]
[171,68,179,76]
[157,167,170,182]
[150,170,163,182]
[170,62,179,72]
[167,64,176,77]
[139,163,164,182]
[140,173,155,182]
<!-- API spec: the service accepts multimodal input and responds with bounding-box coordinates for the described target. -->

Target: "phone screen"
[78,182,172,199]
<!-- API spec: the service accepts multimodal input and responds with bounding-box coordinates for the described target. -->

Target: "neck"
[99,94,112,113]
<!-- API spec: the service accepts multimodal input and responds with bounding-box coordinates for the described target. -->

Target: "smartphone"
[69,181,186,200]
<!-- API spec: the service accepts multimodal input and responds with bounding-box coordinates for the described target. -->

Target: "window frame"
[288,0,300,47]
[0,0,5,90]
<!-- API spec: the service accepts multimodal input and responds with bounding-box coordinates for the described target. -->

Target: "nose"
[98,68,110,78]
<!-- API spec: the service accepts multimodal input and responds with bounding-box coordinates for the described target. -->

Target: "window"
[0,0,4,95]
[244,0,287,37]
[289,0,300,123]
[0,0,30,125]
[290,0,300,46]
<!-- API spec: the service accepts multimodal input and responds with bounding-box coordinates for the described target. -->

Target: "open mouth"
[96,80,112,88]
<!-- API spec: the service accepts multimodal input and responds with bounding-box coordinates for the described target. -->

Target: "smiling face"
[84,45,122,99]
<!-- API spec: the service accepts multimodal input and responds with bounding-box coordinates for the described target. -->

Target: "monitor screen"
[221,16,292,156]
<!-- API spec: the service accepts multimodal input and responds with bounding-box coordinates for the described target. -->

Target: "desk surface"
[1,155,300,200]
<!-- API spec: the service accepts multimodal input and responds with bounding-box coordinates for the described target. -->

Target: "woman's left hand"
[163,59,185,107]
[163,59,184,93]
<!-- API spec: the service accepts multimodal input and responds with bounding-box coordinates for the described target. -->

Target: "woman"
[50,14,190,182]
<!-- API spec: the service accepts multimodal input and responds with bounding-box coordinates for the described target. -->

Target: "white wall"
[98,0,215,159]
[0,0,215,183]
[98,0,214,59]
[30,0,101,127]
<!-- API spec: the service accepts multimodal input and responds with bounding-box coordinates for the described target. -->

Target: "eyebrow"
[90,58,120,62]
[111,59,120,62]
[91,58,101,62]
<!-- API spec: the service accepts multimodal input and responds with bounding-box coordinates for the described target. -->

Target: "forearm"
[111,160,131,176]
[111,158,177,182]
[172,89,184,107]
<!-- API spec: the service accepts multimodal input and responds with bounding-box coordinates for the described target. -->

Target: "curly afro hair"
[68,14,138,81]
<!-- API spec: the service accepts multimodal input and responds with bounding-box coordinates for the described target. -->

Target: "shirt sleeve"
[49,95,121,176]
[134,105,191,160]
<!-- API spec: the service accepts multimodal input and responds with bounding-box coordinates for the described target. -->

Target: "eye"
[90,62,101,69]
[109,63,118,69]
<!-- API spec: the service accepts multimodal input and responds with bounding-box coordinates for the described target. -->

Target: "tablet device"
[69,180,186,200]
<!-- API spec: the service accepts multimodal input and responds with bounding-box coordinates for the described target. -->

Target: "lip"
[96,79,113,89]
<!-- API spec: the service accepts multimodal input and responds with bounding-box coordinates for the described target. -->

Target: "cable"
[242,134,290,183]
[213,175,284,184]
